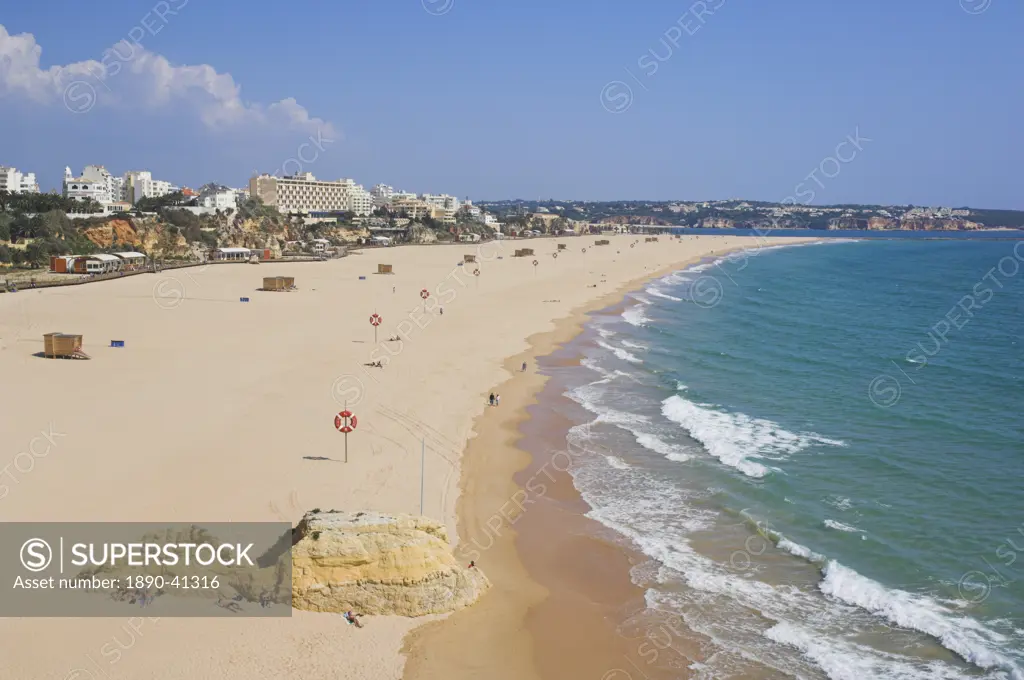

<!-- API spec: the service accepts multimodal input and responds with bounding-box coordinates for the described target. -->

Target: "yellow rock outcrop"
[291,511,490,617]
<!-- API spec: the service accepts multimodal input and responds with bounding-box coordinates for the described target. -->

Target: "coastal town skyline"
[1,2,1022,209]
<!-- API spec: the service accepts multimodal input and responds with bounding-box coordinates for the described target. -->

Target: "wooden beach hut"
[377,264,394,274]
[464,254,477,263]
[514,248,535,257]
[262,276,292,291]
[44,333,89,359]
[595,239,610,246]
[557,244,567,251]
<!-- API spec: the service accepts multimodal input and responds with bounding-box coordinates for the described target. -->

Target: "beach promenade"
[0,234,812,679]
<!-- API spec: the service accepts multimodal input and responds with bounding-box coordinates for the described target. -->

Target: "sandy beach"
[0,233,814,679]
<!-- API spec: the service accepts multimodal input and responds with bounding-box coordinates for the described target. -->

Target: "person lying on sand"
[344,611,363,628]
[363,361,384,368]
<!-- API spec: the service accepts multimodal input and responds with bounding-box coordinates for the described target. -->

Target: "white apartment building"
[63,167,107,203]
[249,173,373,216]
[198,184,238,211]
[124,170,176,204]
[346,181,374,216]
[421,193,460,211]
[232,187,250,204]
[80,165,126,203]
[0,166,39,193]
[371,184,394,203]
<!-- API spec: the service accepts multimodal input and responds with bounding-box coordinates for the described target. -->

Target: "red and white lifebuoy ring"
[335,410,358,434]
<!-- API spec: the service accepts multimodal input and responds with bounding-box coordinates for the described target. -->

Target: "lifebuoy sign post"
[369,312,382,344]
[420,288,430,314]
[473,268,481,290]
[335,408,358,463]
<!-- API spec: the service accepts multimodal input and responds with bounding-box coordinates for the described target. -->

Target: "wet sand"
[403,239,818,680]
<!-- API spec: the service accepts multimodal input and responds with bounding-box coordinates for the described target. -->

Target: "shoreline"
[0,233,815,680]
[402,237,819,680]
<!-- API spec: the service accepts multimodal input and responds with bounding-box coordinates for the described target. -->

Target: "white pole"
[420,439,425,516]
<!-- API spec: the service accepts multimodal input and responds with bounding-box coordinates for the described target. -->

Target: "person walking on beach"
[489,393,495,406]
[521,361,527,372]
[495,394,501,407]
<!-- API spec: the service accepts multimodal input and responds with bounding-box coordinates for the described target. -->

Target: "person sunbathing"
[344,611,363,628]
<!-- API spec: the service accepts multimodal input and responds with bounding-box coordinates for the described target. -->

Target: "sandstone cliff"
[291,510,490,617]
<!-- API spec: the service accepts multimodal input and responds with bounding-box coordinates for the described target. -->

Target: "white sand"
[0,234,813,679]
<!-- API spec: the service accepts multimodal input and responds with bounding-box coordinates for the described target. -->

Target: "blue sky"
[0,0,1021,207]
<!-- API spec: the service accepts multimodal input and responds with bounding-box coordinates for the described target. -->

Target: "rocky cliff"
[291,510,490,617]
[71,206,366,260]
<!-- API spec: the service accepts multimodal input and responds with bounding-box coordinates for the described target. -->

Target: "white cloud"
[0,23,337,139]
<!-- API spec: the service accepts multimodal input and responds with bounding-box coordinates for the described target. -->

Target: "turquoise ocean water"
[560,239,1024,679]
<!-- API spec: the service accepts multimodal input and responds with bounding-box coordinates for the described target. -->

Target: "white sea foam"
[579,357,632,385]
[777,538,826,564]
[605,455,630,470]
[645,285,684,302]
[661,395,846,478]
[566,382,692,465]
[622,304,650,327]
[676,382,688,391]
[633,432,693,463]
[765,621,971,680]
[824,520,864,534]
[825,495,853,511]
[620,339,648,351]
[820,561,1023,679]
[565,402,1018,680]
[659,271,692,285]
[596,339,643,364]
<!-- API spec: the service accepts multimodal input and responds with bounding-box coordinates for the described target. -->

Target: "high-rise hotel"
[249,173,373,216]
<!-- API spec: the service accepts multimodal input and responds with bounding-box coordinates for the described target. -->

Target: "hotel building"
[249,173,373,216]
[0,166,39,193]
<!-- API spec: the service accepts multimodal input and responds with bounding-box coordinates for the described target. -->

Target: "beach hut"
[464,254,477,263]
[557,244,567,251]
[262,276,296,291]
[377,264,394,275]
[595,240,610,246]
[85,254,122,274]
[49,255,77,273]
[43,332,61,356]
[211,247,252,262]
[514,248,535,257]
[113,252,147,270]
[44,333,89,359]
